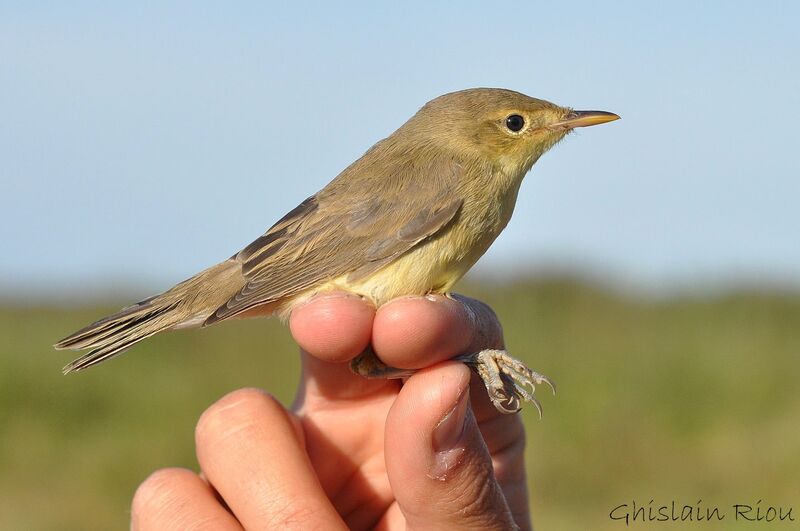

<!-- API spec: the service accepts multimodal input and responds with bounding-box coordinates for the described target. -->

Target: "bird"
[55,88,619,414]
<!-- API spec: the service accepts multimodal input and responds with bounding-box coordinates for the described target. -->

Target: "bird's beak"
[549,110,620,130]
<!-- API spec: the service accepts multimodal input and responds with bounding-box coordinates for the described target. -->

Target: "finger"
[384,362,522,530]
[289,292,397,404]
[372,293,504,370]
[372,293,526,474]
[289,292,374,363]
[467,373,531,525]
[195,388,347,530]
[131,468,242,531]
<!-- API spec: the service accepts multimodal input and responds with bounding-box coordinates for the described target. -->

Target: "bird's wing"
[204,159,463,324]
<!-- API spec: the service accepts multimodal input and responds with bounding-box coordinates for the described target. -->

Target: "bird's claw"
[457,349,555,417]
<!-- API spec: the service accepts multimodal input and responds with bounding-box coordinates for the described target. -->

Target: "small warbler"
[55,88,619,414]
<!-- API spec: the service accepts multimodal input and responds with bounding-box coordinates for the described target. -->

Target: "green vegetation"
[1,279,798,530]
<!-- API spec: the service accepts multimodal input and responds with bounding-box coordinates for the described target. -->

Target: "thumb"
[385,362,521,530]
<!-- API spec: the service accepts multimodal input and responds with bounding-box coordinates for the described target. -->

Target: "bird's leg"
[350,347,415,379]
[455,349,556,417]
[350,346,555,416]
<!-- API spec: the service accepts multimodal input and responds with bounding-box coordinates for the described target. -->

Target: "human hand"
[131,293,531,530]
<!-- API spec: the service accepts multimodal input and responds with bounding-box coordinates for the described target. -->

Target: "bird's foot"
[456,349,556,416]
[351,347,555,416]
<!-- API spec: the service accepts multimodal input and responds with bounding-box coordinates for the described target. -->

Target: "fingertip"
[373,295,468,368]
[289,293,375,362]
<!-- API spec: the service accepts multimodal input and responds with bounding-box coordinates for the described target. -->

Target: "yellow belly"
[278,171,524,316]
[305,238,466,307]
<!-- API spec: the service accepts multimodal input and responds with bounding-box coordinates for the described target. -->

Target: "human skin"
[130,293,531,530]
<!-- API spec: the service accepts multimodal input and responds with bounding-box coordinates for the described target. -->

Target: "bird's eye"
[505,114,525,132]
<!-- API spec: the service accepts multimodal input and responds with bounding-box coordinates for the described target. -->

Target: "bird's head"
[403,88,619,178]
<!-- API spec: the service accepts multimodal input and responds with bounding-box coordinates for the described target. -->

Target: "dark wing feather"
[204,159,463,324]
[237,195,318,272]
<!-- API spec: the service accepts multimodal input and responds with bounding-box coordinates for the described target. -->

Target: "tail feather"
[55,299,181,373]
[55,260,246,373]
[54,296,159,349]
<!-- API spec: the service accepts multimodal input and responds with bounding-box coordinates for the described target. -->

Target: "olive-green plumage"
[56,88,618,373]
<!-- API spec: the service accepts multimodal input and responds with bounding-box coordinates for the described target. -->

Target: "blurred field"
[1,278,799,530]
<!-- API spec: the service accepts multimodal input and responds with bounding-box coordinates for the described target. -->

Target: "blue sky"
[1,1,798,299]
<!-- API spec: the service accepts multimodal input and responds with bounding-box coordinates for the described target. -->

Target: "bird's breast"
[314,170,524,306]
[281,166,525,311]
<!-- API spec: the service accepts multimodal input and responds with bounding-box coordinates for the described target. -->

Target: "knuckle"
[263,497,322,529]
[453,475,515,529]
[132,467,195,515]
[196,387,281,440]
[459,476,496,517]
[452,294,504,350]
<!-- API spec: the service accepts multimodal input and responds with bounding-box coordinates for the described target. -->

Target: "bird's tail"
[55,261,243,373]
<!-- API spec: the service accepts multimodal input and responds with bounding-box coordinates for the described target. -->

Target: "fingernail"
[430,389,469,480]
